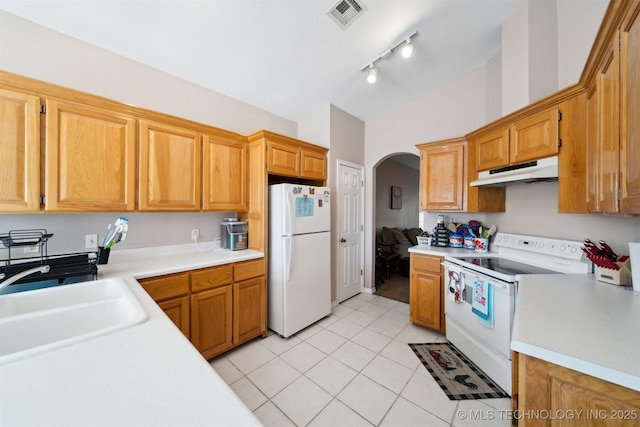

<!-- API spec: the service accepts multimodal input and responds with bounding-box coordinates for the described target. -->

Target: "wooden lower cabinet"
[514,352,640,427]
[234,276,266,344]
[139,259,266,360]
[158,296,190,338]
[191,285,233,358]
[409,253,445,333]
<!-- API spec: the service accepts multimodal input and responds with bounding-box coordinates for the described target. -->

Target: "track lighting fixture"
[366,65,377,84]
[360,30,417,83]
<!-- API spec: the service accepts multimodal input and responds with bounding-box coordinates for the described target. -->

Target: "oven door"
[443,261,516,394]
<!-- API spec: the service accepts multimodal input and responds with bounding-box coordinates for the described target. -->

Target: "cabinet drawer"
[411,254,442,273]
[191,265,233,292]
[139,272,190,302]
[234,259,265,282]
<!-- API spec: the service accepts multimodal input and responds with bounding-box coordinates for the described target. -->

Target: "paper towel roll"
[629,242,640,292]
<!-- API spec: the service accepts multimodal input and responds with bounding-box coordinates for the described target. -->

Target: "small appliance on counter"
[220,218,248,251]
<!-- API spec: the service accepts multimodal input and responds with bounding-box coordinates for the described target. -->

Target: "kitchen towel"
[447,266,463,303]
[472,276,493,329]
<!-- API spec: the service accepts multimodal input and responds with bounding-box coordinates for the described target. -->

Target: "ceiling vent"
[327,0,367,30]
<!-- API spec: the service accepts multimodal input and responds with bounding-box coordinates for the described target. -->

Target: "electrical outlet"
[85,234,98,249]
[191,228,200,241]
[24,245,39,254]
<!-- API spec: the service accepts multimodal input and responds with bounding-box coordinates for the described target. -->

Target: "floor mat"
[409,342,509,400]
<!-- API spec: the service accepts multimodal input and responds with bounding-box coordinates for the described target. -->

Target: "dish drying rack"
[0,229,98,285]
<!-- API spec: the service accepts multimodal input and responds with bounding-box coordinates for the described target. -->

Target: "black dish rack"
[0,229,98,285]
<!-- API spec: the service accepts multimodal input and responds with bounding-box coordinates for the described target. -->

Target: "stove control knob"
[538,242,544,248]
[560,244,567,252]
[570,246,578,253]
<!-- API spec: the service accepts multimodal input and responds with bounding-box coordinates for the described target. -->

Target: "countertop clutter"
[0,243,263,427]
[511,274,640,392]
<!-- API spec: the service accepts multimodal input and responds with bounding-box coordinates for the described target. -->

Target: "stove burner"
[457,257,557,276]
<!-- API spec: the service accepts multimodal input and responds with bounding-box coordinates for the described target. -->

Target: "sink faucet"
[0,265,51,291]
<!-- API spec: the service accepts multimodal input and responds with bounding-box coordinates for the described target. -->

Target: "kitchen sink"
[0,278,148,365]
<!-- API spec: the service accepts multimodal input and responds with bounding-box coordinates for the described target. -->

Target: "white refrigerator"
[268,184,331,338]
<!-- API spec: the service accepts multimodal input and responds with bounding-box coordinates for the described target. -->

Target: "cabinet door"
[474,127,510,171]
[233,276,266,344]
[509,108,559,165]
[620,1,640,213]
[158,296,190,338]
[202,133,247,211]
[139,120,201,211]
[409,269,442,332]
[300,148,327,180]
[45,99,136,211]
[420,142,465,211]
[0,89,41,212]
[586,86,600,212]
[267,140,299,177]
[191,286,233,359]
[409,254,443,332]
[597,34,621,213]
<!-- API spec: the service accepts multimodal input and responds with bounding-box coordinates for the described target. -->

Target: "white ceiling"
[0,0,524,123]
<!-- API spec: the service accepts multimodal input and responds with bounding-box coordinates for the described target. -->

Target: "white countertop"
[408,244,488,257]
[511,274,640,392]
[98,242,264,279]
[0,243,264,426]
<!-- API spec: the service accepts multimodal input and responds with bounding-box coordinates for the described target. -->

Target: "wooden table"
[377,253,399,280]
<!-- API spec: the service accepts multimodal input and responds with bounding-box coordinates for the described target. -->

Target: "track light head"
[367,65,377,84]
[401,38,414,58]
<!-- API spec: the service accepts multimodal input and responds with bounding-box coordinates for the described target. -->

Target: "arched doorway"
[372,153,420,303]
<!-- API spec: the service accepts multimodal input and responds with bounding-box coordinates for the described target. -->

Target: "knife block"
[595,258,632,286]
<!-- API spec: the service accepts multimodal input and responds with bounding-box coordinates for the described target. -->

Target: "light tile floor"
[210,293,511,427]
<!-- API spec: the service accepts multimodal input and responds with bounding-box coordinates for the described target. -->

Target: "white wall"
[0,11,299,255]
[557,0,609,88]
[375,160,419,230]
[364,66,489,290]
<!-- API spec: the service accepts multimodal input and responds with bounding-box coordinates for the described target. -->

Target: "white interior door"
[337,160,364,303]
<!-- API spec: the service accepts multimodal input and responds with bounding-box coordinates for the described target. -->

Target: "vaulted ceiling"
[0,0,524,122]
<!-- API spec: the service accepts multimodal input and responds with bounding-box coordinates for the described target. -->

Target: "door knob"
[340,238,347,243]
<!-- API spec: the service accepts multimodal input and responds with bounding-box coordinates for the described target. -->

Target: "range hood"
[470,156,558,187]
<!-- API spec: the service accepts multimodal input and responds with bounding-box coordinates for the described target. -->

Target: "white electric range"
[442,232,590,395]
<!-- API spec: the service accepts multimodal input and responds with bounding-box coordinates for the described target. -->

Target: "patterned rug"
[409,342,509,400]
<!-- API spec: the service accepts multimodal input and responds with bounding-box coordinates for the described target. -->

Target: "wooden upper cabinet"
[0,89,41,212]
[419,140,465,211]
[202,132,247,211]
[586,85,600,212]
[620,1,640,213]
[267,140,300,177]
[260,130,328,180]
[139,119,201,211]
[509,108,559,164]
[300,148,327,180]
[45,99,136,211]
[474,127,510,171]
[597,34,621,213]
[474,108,559,173]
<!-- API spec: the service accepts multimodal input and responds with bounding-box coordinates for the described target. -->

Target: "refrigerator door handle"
[284,190,293,236]
[285,236,293,282]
